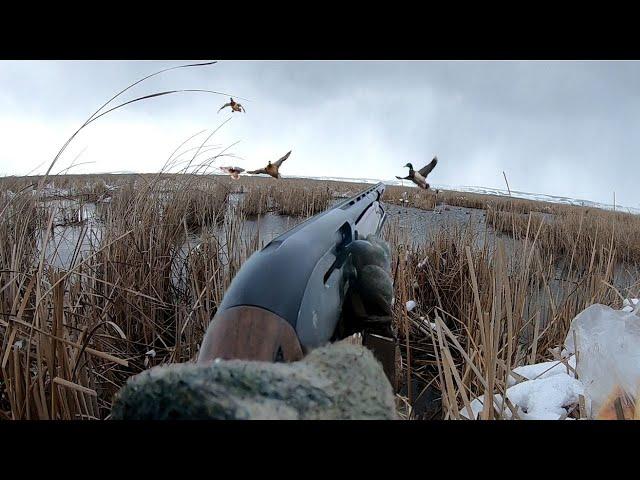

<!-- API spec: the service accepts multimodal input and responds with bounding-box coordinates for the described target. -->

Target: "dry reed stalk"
[383,184,638,419]
[1,171,638,420]
[271,182,332,217]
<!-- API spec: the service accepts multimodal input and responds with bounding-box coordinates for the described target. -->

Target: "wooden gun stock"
[198,306,304,364]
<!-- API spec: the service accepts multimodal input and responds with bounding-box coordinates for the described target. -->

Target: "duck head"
[404,163,413,170]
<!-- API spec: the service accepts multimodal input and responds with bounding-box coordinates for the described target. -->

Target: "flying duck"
[247,151,291,179]
[218,97,245,113]
[396,156,438,190]
[219,166,245,180]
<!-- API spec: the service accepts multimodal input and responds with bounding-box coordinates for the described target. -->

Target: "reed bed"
[0,173,638,420]
[383,185,438,210]
[239,184,272,216]
[387,204,639,419]
[487,204,640,265]
[270,181,332,216]
[183,181,230,228]
[233,178,333,217]
[383,184,558,215]
[0,174,255,419]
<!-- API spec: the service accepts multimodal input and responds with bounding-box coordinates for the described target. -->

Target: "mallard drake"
[220,166,245,180]
[247,151,291,179]
[396,156,438,190]
[218,97,245,113]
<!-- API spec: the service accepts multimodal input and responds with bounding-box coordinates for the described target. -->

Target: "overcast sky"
[0,60,638,207]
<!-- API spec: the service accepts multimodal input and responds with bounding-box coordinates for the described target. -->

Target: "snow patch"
[506,373,584,420]
[507,356,576,387]
[459,394,508,420]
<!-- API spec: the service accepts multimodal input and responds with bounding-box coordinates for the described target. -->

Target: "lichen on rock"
[111,342,397,420]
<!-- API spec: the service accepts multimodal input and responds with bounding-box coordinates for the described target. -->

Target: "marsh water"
[40,192,639,312]
[40,194,489,267]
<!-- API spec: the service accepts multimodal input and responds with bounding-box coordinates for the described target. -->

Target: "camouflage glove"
[338,234,399,390]
[339,234,394,337]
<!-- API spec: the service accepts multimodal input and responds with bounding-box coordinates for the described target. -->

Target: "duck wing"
[395,175,411,180]
[272,150,292,168]
[247,167,268,175]
[418,156,438,177]
[218,102,232,113]
[221,166,245,174]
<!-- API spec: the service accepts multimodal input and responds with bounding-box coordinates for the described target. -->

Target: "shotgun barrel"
[198,182,387,364]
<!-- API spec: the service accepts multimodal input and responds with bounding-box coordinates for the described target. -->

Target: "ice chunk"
[564,304,640,416]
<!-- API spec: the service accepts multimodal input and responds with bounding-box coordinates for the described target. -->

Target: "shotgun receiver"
[198,182,396,384]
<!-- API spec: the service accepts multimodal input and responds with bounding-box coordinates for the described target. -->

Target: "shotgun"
[198,182,398,387]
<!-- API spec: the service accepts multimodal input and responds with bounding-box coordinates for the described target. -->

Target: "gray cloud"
[0,60,638,207]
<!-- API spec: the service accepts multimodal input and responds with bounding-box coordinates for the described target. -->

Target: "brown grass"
[487,205,640,265]
[239,183,272,216]
[383,185,438,210]
[270,181,332,216]
[386,201,638,419]
[0,173,254,419]
[382,184,559,215]
[0,173,637,420]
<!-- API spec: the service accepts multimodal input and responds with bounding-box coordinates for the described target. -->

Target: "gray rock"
[111,342,397,420]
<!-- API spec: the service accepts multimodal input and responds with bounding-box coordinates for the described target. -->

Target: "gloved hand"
[338,234,394,338]
[338,234,399,390]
